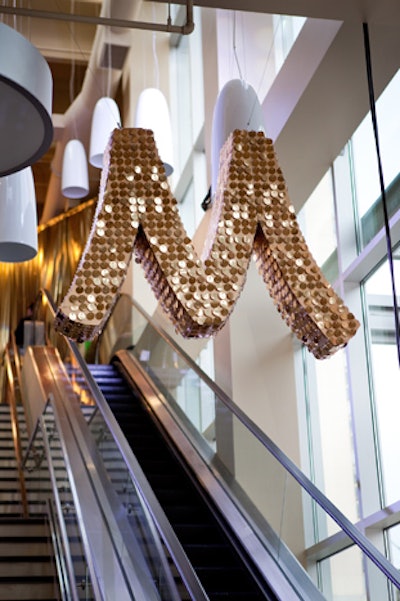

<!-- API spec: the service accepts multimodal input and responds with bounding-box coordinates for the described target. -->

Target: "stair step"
[0,541,52,556]
[0,407,62,600]
[0,519,51,536]
[0,456,19,463]
[0,581,58,601]
[0,559,55,578]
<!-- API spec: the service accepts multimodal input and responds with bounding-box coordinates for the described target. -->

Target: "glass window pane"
[298,170,338,279]
[318,546,367,601]
[312,349,359,526]
[273,15,306,75]
[352,70,400,248]
[364,253,400,506]
[387,524,400,569]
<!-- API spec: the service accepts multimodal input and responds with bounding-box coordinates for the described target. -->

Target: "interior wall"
[229,262,300,459]
[203,9,305,555]
[209,7,302,465]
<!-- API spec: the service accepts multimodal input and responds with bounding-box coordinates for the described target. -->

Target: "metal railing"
[3,343,29,518]
[46,495,79,601]
[36,288,400,595]
[103,293,400,593]
[22,346,171,601]
[37,289,209,601]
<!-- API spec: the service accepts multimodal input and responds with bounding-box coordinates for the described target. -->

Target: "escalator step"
[196,566,263,593]
[90,364,267,600]
[183,542,236,567]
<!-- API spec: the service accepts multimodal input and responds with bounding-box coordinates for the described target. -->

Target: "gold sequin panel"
[55,128,359,359]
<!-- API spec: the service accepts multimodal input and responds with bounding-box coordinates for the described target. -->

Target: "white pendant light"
[211,79,265,195]
[89,97,121,168]
[135,88,174,176]
[62,139,89,199]
[0,167,38,262]
[0,23,53,176]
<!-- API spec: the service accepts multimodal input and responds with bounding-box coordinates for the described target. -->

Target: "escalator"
[89,361,275,601]
[23,289,400,600]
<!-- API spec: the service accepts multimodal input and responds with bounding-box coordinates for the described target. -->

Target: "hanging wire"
[232,11,244,82]
[363,22,400,367]
[240,11,247,81]
[69,0,78,138]
[167,2,171,27]
[54,0,121,128]
[152,31,160,88]
[141,31,147,89]
[246,16,281,128]
[152,2,160,88]
[54,0,96,90]
[26,0,32,41]
[106,0,112,97]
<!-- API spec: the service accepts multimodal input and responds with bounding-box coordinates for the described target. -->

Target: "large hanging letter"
[55,128,359,359]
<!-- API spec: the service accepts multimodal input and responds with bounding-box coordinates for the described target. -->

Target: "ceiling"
[1,0,400,222]
[163,0,400,24]
[0,1,100,222]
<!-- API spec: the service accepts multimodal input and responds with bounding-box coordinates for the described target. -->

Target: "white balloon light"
[0,167,38,262]
[62,139,89,199]
[211,79,265,196]
[89,97,121,168]
[135,88,174,176]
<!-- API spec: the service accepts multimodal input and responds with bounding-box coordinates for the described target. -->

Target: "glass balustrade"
[33,289,400,599]
[103,294,400,599]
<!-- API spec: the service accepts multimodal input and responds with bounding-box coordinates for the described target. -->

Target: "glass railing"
[33,289,209,601]
[85,400,184,600]
[99,294,400,600]
[33,288,400,598]
[22,359,187,601]
[23,399,96,601]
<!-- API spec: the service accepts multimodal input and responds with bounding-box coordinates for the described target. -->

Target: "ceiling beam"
[153,0,400,26]
[0,1,195,34]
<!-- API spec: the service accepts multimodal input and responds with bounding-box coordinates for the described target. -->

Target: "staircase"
[0,517,58,601]
[89,363,275,601]
[0,404,59,601]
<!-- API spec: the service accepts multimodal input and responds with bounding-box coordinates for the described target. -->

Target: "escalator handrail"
[3,345,29,518]
[40,289,210,601]
[43,410,83,601]
[121,294,400,590]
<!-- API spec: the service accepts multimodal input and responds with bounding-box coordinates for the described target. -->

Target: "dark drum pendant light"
[0,22,53,176]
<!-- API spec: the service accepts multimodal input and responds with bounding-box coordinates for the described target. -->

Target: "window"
[363,251,400,507]
[298,67,400,597]
[352,70,400,249]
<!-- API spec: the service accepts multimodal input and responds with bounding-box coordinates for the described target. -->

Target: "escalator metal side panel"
[24,345,163,601]
[114,349,309,601]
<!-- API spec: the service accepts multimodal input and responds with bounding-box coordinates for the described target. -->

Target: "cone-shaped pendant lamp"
[62,139,89,199]
[211,79,265,195]
[135,88,174,176]
[0,167,38,262]
[89,97,121,168]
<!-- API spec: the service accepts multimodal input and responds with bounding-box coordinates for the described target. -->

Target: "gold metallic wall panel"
[0,200,95,354]
[55,128,359,359]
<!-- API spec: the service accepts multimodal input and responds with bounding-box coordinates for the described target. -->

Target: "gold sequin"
[54,128,359,358]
